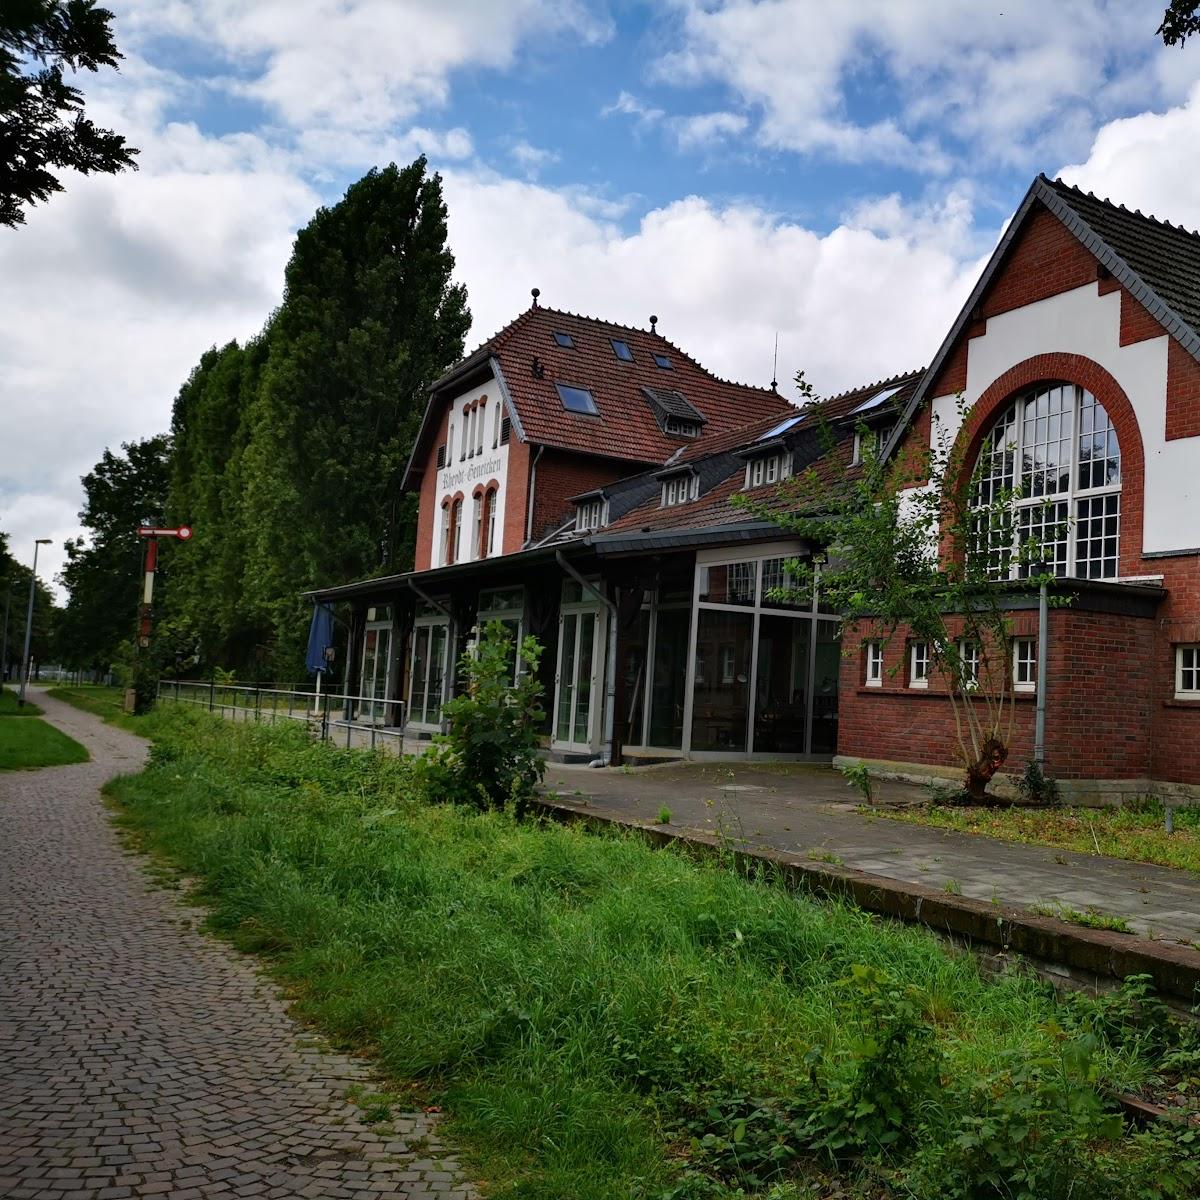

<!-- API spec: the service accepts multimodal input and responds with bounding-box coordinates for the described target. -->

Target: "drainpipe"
[556,549,618,768]
[524,444,545,546]
[1034,577,1048,767]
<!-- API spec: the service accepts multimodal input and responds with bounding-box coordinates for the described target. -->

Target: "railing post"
[209,680,215,712]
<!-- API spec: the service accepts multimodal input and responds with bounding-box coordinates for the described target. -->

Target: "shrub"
[425,620,546,811]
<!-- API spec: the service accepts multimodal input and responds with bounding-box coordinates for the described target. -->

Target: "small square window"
[958,639,980,689]
[653,353,672,370]
[1176,645,1200,698]
[1013,638,1036,692]
[866,641,884,687]
[556,382,599,415]
[909,642,929,688]
[553,331,575,348]
[611,339,634,361]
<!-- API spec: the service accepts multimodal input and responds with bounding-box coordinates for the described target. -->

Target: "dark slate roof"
[642,385,707,429]
[1044,176,1200,346]
[883,174,1200,465]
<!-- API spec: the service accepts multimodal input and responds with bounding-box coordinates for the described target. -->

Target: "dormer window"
[662,474,698,507]
[745,452,791,488]
[576,497,606,531]
[553,331,575,348]
[653,353,672,370]
[611,339,634,362]
[664,415,701,438]
[852,424,894,465]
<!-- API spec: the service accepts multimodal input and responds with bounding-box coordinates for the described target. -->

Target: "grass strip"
[46,685,140,732]
[871,801,1200,875]
[0,686,43,715]
[0,715,89,770]
[107,708,1199,1199]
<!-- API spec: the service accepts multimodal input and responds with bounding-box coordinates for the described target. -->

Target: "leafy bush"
[418,620,545,811]
[1016,759,1060,807]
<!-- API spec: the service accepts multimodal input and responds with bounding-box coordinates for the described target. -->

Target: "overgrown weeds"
[108,708,1200,1198]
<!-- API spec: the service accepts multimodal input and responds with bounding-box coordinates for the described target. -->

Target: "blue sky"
[4,1,1200,589]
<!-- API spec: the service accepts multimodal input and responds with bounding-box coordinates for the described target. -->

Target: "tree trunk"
[964,736,1009,805]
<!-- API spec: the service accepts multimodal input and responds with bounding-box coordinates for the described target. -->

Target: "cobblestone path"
[0,690,475,1199]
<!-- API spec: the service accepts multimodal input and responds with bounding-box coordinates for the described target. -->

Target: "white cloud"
[651,0,1173,171]
[442,171,983,399]
[1058,80,1200,231]
[119,0,613,133]
[510,140,559,177]
[603,90,749,151]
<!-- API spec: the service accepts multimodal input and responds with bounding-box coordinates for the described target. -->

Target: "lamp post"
[18,539,51,706]
[1,579,13,686]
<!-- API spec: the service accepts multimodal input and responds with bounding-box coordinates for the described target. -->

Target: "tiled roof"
[1044,176,1200,344]
[597,369,923,538]
[440,304,792,466]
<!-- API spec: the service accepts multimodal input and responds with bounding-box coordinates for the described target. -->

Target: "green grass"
[105,709,1200,1199]
[0,686,43,715]
[871,801,1200,875]
[0,714,89,770]
[46,684,139,731]
[1031,903,1134,934]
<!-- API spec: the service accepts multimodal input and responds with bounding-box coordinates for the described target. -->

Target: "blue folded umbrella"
[305,602,334,674]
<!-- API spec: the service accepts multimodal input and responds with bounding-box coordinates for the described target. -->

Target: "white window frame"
[451,497,463,564]
[972,383,1122,581]
[1175,644,1200,699]
[865,640,884,687]
[471,494,483,561]
[1013,638,1037,693]
[576,497,605,531]
[745,453,791,489]
[409,608,450,729]
[493,401,502,449]
[459,410,469,460]
[909,641,930,688]
[486,487,498,556]
[957,638,980,689]
[662,474,697,507]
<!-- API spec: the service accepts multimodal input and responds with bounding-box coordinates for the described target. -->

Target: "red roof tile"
[452,305,794,466]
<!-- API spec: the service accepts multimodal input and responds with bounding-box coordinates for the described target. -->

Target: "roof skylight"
[851,382,905,415]
[653,353,672,370]
[556,382,599,415]
[553,331,575,348]
[611,339,634,362]
[756,414,804,442]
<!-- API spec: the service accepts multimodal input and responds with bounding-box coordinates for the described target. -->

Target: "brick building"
[311,175,1200,798]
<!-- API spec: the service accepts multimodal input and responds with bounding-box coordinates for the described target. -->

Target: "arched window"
[971,382,1121,579]
[486,486,498,556]
[440,498,452,566]
[451,496,463,563]
[472,492,483,560]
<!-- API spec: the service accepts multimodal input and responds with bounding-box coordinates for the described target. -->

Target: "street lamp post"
[1,579,12,686]
[18,539,51,706]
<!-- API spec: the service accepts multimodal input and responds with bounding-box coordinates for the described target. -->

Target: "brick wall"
[529,450,636,542]
[1166,337,1200,441]
[839,606,1158,782]
[413,406,449,572]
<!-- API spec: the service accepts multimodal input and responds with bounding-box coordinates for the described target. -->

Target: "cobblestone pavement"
[0,689,476,1199]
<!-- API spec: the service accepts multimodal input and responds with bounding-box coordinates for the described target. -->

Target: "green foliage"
[1159,1,1200,46]
[0,530,57,681]
[839,761,873,804]
[56,436,171,673]
[741,392,1064,802]
[106,710,1200,1199]
[0,0,138,227]
[424,621,546,810]
[1016,759,1061,806]
[658,804,672,824]
[0,713,88,769]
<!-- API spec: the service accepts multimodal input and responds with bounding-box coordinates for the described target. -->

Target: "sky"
[4,0,1200,596]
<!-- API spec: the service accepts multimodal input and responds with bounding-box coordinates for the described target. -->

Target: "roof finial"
[531,287,540,308]
[770,331,779,392]
[649,313,658,334]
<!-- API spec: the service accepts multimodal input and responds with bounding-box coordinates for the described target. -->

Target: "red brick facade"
[1166,337,1200,441]
[529,451,632,542]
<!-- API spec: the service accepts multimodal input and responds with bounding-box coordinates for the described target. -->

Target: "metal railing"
[157,679,408,752]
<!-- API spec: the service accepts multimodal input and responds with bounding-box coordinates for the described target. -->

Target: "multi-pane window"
[971,383,1121,580]
[472,494,483,560]
[492,402,502,448]
[852,424,895,465]
[1176,645,1200,698]
[476,401,486,455]
[866,640,884,686]
[1013,638,1036,692]
[909,641,930,688]
[486,488,498,555]
[662,475,697,506]
[747,453,791,488]
[576,497,605,531]
[451,498,463,564]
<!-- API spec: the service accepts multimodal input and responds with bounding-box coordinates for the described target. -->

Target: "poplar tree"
[239,158,470,672]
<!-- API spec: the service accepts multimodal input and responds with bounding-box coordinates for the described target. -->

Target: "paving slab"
[544,761,1200,948]
[1,689,477,1199]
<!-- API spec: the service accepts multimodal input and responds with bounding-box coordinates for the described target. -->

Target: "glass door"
[555,608,600,747]
[409,620,449,727]
[359,624,393,724]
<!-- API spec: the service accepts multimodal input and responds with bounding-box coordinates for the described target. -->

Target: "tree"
[1159,2,1200,45]
[0,529,57,684]
[57,436,171,675]
[1,0,138,227]
[238,158,470,674]
[742,395,1061,803]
